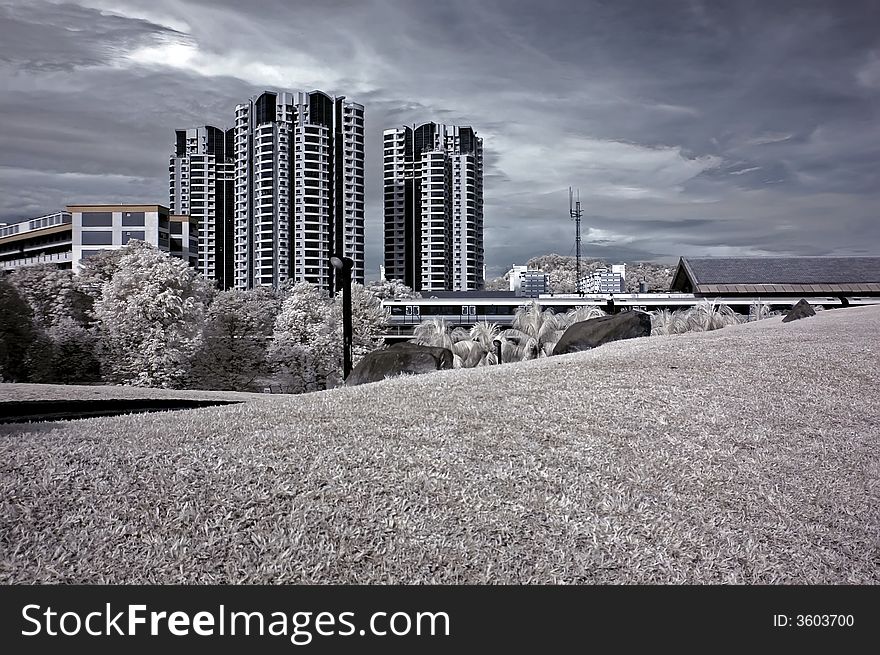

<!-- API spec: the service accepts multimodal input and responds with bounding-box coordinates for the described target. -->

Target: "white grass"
[1,306,878,584]
[0,383,276,404]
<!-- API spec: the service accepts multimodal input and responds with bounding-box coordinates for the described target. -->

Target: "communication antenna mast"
[569,187,582,295]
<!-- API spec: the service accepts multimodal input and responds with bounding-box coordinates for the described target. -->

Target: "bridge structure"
[380,292,880,340]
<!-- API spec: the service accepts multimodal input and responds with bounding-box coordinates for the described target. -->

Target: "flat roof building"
[507,265,549,297]
[0,205,194,273]
[384,122,484,292]
[233,90,365,292]
[170,125,235,289]
[0,211,73,271]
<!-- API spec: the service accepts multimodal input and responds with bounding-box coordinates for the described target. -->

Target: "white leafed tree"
[7,264,90,328]
[365,279,421,300]
[344,283,389,366]
[269,282,340,393]
[93,241,211,387]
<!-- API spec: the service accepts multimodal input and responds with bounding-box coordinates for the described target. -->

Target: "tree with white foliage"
[188,288,279,391]
[365,279,421,300]
[342,283,389,366]
[268,282,340,393]
[94,241,211,388]
[6,265,98,383]
[7,264,90,328]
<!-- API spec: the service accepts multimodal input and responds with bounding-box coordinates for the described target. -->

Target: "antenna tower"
[569,187,582,295]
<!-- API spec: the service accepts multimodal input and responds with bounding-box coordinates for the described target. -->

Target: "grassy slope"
[0,383,276,403]
[1,307,878,584]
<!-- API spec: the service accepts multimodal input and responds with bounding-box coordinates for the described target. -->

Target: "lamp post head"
[330,255,354,271]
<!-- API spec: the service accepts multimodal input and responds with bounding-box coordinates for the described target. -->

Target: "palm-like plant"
[470,321,501,350]
[651,308,682,335]
[451,339,486,368]
[562,306,606,328]
[412,317,455,350]
[466,321,501,366]
[503,302,565,359]
[685,301,742,332]
[652,302,742,335]
[749,300,771,322]
[413,318,494,368]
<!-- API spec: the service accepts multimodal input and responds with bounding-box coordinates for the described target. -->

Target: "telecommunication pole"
[569,187,582,295]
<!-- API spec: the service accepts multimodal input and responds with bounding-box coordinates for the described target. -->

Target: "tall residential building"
[232,90,365,292]
[169,125,235,289]
[384,122,484,292]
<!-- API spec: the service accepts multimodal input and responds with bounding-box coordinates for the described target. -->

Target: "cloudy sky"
[1,0,878,277]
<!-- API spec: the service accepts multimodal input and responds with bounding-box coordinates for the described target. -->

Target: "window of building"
[81,212,113,227]
[121,231,145,245]
[81,231,114,245]
[122,212,145,226]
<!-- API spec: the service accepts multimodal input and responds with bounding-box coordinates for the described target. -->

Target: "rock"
[346,341,453,386]
[782,299,816,323]
[552,311,651,356]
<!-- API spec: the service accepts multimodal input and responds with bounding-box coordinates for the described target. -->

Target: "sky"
[0,0,878,278]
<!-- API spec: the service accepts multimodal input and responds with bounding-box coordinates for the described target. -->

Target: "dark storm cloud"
[0,0,877,279]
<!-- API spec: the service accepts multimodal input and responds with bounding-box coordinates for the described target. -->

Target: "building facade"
[232,90,365,292]
[581,263,626,293]
[0,205,191,273]
[169,126,235,289]
[0,212,73,271]
[383,122,484,292]
[69,205,182,270]
[507,265,550,297]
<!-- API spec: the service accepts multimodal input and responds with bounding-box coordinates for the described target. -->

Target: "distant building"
[232,90,365,292]
[519,271,550,297]
[581,263,626,293]
[169,125,235,289]
[0,211,73,271]
[508,265,527,292]
[0,205,194,273]
[508,265,549,297]
[671,256,880,297]
[69,204,187,271]
[383,122,484,292]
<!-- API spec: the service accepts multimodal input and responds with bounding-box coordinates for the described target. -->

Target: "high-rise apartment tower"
[169,125,235,288]
[232,90,364,292]
[383,122,484,292]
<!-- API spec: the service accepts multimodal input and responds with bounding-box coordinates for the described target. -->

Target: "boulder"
[782,299,816,323]
[552,311,651,356]
[346,341,453,386]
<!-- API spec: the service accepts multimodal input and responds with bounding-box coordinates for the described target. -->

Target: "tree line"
[0,241,393,392]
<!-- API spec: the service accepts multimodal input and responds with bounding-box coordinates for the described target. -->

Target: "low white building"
[0,204,195,273]
[580,263,626,293]
[508,264,550,297]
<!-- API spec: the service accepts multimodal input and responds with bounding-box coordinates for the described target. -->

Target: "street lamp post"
[330,255,355,381]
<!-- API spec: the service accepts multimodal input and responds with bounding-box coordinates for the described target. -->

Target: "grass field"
[0,383,275,404]
[1,306,878,583]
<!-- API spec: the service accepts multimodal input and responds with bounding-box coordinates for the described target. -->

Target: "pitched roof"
[671,257,880,295]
